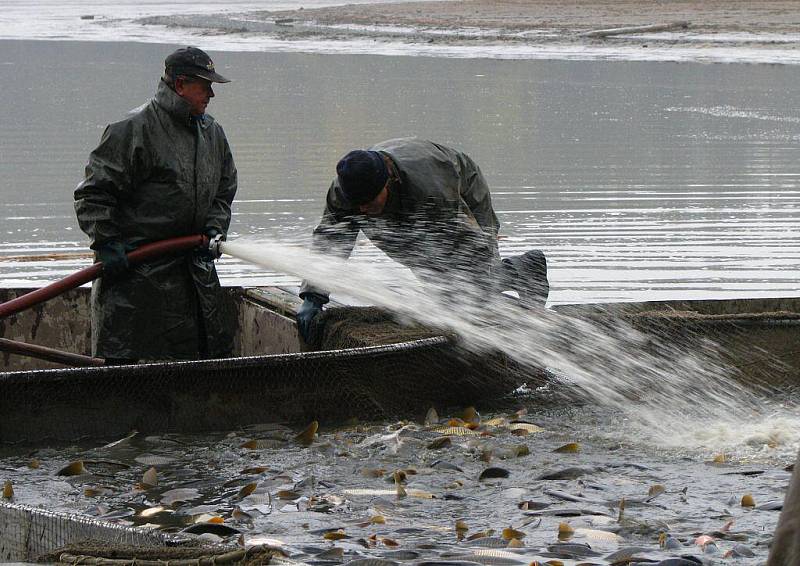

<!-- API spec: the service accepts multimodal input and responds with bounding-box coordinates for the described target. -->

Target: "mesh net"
[0,288,544,562]
[1,499,285,563]
[40,541,284,565]
[1,289,798,447]
[620,307,800,392]
[318,306,446,349]
[1,288,798,561]
[0,337,540,445]
[0,502,191,563]
[0,288,541,446]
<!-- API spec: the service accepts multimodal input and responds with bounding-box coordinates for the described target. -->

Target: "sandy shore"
[242,0,800,62]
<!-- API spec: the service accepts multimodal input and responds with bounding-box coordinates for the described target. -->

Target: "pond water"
[0,405,792,565]
[1,40,799,304]
[1,39,799,564]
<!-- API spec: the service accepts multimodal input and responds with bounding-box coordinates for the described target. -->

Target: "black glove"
[296,293,326,345]
[97,241,130,278]
[198,227,222,262]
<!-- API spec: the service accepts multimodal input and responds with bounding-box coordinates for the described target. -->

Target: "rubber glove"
[296,293,326,344]
[97,241,129,278]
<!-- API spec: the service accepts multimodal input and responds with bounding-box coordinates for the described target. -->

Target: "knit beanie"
[335,150,389,205]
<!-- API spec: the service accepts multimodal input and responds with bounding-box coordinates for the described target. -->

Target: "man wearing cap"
[296,137,548,343]
[74,47,237,362]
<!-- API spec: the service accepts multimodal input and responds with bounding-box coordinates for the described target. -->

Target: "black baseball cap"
[165,46,230,83]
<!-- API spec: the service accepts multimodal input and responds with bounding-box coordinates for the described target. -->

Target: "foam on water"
[222,239,800,456]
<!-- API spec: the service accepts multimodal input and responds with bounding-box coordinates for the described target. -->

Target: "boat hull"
[2,287,798,444]
[0,286,531,444]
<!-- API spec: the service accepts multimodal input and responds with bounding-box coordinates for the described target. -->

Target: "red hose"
[0,235,208,320]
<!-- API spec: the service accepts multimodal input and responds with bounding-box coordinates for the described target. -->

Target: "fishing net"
[40,541,283,565]
[1,287,797,447]
[627,309,800,391]
[318,306,447,349]
[0,286,798,562]
[0,287,541,446]
[0,286,545,562]
[1,499,284,563]
[0,502,191,563]
[562,300,800,394]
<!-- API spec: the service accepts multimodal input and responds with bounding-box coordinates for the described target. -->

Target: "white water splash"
[222,239,798,453]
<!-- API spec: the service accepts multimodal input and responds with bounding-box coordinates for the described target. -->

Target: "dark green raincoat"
[74,79,237,360]
[300,138,501,299]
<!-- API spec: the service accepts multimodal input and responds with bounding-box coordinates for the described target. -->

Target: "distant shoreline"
[233,0,800,63]
[4,0,800,64]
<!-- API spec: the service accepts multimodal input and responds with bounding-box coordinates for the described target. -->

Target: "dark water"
[0,406,790,564]
[2,40,799,562]
[1,40,799,303]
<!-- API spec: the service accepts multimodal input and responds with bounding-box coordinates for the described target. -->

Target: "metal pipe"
[0,234,208,320]
[0,338,105,367]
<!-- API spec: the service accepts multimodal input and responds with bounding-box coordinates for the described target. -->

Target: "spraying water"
[223,239,799,455]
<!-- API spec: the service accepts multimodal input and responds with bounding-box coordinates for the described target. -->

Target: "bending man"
[74,46,237,363]
[297,137,548,342]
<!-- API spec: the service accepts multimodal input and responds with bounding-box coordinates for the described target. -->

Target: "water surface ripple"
[1,41,799,305]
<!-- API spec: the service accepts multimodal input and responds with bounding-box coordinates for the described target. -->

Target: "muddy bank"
[265,0,799,35]
[233,0,800,62]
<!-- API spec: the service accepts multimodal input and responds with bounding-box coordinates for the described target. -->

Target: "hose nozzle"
[208,233,224,259]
